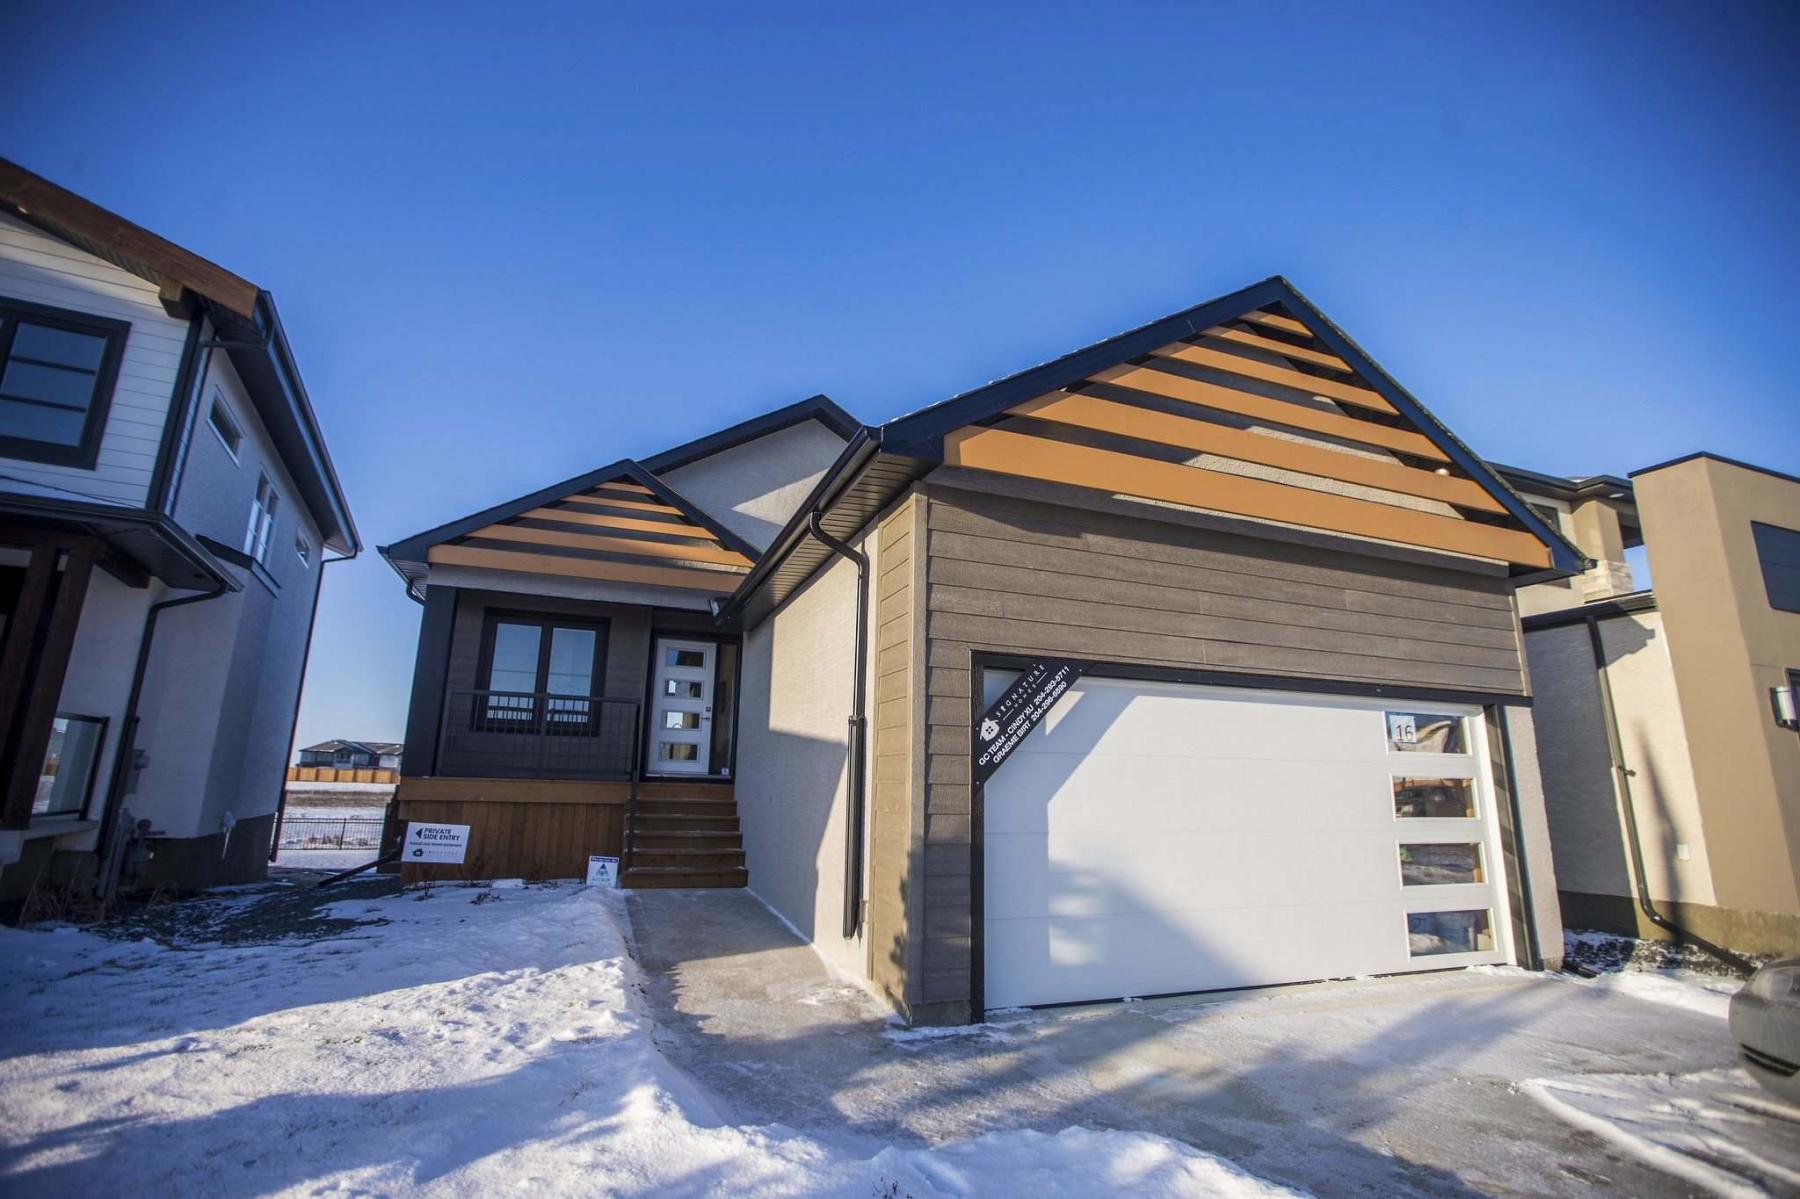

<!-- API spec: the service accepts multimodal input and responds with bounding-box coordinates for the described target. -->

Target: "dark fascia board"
[878,275,1585,578]
[640,394,861,475]
[1488,461,1635,505]
[0,493,241,592]
[204,294,360,556]
[1521,591,1658,632]
[380,457,762,591]
[1629,451,1800,488]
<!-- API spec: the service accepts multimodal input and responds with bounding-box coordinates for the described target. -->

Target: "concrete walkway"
[626,888,1741,1198]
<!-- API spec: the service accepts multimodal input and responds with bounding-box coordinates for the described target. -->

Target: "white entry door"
[982,675,1508,1010]
[649,638,715,774]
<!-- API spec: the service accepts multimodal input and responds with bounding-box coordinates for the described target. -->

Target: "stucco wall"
[735,544,871,984]
[660,420,849,550]
[48,568,159,831]
[1499,703,1564,967]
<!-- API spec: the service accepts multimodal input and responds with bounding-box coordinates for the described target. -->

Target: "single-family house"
[1498,454,1800,956]
[386,277,1582,1024]
[0,158,358,901]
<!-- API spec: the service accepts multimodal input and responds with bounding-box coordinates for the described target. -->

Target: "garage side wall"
[913,485,1531,1024]
[736,550,865,983]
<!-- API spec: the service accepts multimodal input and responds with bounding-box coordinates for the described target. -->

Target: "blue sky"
[4,2,1797,750]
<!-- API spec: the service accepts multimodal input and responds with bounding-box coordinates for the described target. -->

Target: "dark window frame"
[473,610,612,734]
[34,711,109,821]
[1750,521,1800,614]
[0,297,131,470]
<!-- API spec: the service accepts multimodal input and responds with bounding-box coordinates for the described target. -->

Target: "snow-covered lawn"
[0,882,1298,1197]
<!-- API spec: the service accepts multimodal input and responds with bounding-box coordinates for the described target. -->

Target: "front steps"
[621,793,747,889]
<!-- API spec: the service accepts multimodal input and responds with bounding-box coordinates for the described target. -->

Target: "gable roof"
[301,739,403,756]
[719,276,1587,627]
[641,394,859,475]
[381,459,760,600]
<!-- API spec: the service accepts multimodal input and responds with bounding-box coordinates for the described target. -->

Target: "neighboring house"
[296,740,402,771]
[387,277,1582,1025]
[0,159,358,900]
[1497,454,1800,956]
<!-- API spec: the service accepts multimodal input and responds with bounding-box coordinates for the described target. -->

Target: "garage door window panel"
[1385,711,1468,755]
[1406,909,1494,957]
[1398,842,1485,886]
[1393,776,1478,819]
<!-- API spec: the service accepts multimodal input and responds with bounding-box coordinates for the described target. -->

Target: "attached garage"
[980,674,1509,1009]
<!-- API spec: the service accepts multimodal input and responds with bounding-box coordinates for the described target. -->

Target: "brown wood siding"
[867,495,925,1013]
[913,486,1528,1016]
[392,778,725,882]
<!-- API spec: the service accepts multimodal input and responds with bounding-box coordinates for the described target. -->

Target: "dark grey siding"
[914,486,1527,1021]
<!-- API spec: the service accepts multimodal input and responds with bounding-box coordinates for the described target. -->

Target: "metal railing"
[438,690,642,784]
[277,816,388,851]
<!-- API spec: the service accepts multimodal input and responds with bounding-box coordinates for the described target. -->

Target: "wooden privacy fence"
[287,767,399,784]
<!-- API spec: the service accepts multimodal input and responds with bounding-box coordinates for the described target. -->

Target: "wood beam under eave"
[944,426,1551,569]
[1009,392,1504,513]
[427,543,745,591]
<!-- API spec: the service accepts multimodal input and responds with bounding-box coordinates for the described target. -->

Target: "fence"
[437,690,641,780]
[287,767,399,784]
[276,816,388,851]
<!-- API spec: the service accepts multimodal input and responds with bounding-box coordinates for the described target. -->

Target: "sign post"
[973,659,1090,785]
[403,822,470,865]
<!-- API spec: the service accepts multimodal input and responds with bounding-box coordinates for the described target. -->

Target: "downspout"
[807,510,868,940]
[268,552,351,862]
[1582,615,1754,976]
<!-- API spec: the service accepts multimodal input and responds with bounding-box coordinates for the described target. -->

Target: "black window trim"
[34,711,110,822]
[475,610,612,699]
[0,297,131,470]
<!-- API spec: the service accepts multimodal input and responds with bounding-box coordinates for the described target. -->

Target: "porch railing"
[437,690,642,782]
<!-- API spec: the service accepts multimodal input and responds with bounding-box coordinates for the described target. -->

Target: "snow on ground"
[1515,932,1800,1198]
[1523,1070,1800,1199]
[0,882,1301,1198]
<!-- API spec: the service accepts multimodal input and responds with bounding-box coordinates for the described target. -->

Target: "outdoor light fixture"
[1771,684,1799,731]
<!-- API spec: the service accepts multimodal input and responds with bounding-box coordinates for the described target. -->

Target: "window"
[1751,522,1800,614]
[207,392,243,459]
[1526,502,1562,533]
[34,714,107,818]
[663,678,703,698]
[1393,777,1477,819]
[1399,843,1484,886]
[666,646,706,668]
[1385,711,1467,754]
[658,743,700,762]
[476,614,609,727]
[1406,910,1493,957]
[244,474,279,563]
[295,533,311,568]
[0,300,128,467]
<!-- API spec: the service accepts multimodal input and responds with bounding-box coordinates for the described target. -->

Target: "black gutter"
[268,553,351,862]
[1582,614,1755,976]
[807,510,869,940]
[96,578,237,864]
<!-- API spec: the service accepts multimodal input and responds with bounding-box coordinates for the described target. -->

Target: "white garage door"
[982,675,1511,1010]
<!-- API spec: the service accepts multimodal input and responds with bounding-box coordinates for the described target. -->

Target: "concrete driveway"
[625,888,1769,1198]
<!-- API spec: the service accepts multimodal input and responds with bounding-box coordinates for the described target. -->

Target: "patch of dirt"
[87,874,405,949]
[1564,929,1762,979]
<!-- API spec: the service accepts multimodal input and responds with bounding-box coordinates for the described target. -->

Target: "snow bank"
[1522,1070,1800,1199]
[0,883,1302,1197]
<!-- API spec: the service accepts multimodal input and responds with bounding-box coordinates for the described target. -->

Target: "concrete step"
[633,814,740,833]
[630,830,742,851]
[630,849,746,871]
[622,866,748,889]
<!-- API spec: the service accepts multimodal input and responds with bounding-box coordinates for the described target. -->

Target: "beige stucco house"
[1498,454,1800,956]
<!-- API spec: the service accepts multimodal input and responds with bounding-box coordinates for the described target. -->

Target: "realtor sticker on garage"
[405,822,469,864]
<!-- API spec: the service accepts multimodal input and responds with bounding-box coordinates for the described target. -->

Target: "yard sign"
[404,822,470,864]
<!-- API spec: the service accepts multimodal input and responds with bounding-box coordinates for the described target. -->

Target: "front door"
[649,638,714,774]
